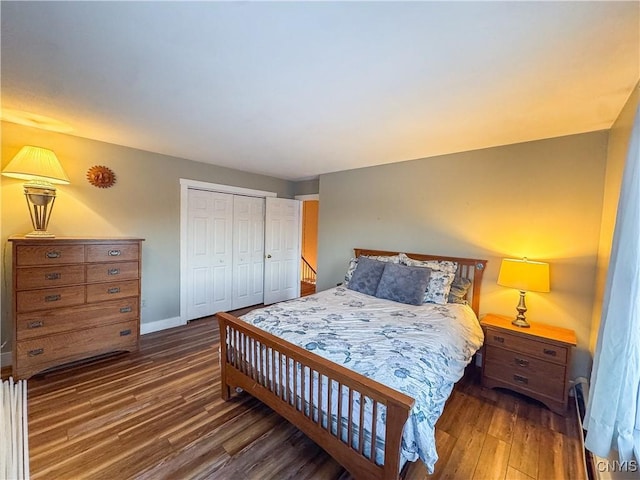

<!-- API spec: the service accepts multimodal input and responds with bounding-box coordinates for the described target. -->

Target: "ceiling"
[1,2,638,181]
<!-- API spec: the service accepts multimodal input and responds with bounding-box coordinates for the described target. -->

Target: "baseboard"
[140,316,184,335]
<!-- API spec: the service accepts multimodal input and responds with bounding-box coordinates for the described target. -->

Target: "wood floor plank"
[473,433,510,480]
[505,466,536,480]
[425,429,457,480]
[487,394,520,444]
[537,428,566,480]
[509,410,541,478]
[13,315,586,480]
[436,423,486,480]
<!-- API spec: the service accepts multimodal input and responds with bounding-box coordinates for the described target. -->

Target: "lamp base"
[511,317,531,328]
[511,290,531,328]
[25,230,55,238]
[22,182,58,239]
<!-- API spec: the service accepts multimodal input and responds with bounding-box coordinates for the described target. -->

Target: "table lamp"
[2,146,70,238]
[497,257,550,328]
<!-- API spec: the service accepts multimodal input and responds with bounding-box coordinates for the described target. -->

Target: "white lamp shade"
[497,258,550,293]
[2,146,70,184]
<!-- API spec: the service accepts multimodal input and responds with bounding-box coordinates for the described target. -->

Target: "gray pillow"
[346,257,387,296]
[375,262,431,305]
[448,277,472,304]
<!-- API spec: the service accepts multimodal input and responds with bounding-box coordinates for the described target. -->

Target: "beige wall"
[317,131,609,379]
[589,83,640,353]
[1,121,294,355]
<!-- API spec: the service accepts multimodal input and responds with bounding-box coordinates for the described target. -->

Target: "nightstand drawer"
[485,329,568,364]
[484,346,566,399]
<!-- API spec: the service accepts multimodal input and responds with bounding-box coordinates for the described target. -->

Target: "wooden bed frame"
[216,249,487,480]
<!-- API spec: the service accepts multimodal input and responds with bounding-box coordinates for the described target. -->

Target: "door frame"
[294,194,319,201]
[180,178,277,325]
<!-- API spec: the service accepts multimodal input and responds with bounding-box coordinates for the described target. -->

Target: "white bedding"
[238,286,484,473]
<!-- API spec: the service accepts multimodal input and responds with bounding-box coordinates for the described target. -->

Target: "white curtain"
[585,104,640,461]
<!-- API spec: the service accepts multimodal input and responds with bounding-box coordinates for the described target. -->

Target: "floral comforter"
[240,286,484,473]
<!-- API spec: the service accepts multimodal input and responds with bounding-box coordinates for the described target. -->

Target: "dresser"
[480,313,577,415]
[9,237,144,379]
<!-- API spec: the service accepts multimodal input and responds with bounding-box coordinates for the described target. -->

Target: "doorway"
[296,194,319,297]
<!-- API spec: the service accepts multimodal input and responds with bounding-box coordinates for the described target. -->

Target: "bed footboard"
[217,312,415,480]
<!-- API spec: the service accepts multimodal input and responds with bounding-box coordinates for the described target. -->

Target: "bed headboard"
[354,248,487,317]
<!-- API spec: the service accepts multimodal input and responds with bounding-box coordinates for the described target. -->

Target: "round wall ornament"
[86,165,116,188]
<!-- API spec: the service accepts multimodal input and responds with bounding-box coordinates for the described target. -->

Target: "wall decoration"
[86,165,116,188]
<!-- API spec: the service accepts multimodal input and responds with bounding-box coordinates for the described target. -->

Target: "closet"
[185,187,300,321]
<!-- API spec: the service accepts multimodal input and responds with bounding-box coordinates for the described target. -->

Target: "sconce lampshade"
[497,258,550,327]
[2,146,70,238]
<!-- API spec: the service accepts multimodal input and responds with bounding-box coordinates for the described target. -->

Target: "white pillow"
[399,253,457,305]
[344,254,402,286]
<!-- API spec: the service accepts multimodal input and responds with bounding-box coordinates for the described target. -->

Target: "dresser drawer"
[86,280,139,303]
[86,243,139,263]
[485,328,568,364]
[86,261,139,283]
[16,245,85,266]
[16,319,139,372]
[16,298,139,341]
[484,345,566,399]
[16,286,86,313]
[16,265,86,290]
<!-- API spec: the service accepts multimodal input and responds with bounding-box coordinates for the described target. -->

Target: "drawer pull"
[493,336,505,343]
[120,306,133,313]
[108,268,120,275]
[108,287,121,294]
[108,249,122,257]
[120,329,132,336]
[27,320,44,329]
[45,294,61,302]
[28,348,44,357]
[513,374,529,385]
[45,272,61,280]
[543,349,557,357]
[515,358,529,367]
[46,251,61,259]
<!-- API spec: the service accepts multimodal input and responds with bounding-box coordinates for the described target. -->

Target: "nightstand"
[480,313,577,415]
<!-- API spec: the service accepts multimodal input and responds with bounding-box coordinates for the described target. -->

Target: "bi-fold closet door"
[232,194,265,310]
[186,188,302,321]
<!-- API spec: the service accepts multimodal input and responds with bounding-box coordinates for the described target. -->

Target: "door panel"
[264,198,301,305]
[186,189,233,320]
[232,196,265,309]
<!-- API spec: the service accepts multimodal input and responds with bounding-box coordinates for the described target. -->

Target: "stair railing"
[301,256,317,284]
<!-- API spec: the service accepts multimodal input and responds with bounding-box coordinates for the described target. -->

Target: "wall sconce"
[497,257,550,328]
[2,146,70,238]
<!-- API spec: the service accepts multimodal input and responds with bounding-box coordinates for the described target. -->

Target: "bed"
[216,248,487,479]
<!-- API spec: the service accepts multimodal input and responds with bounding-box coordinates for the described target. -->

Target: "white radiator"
[1,377,30,480]
[574,378,639,480]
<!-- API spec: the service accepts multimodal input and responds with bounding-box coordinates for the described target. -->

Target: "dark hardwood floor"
[6,314,586,479]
